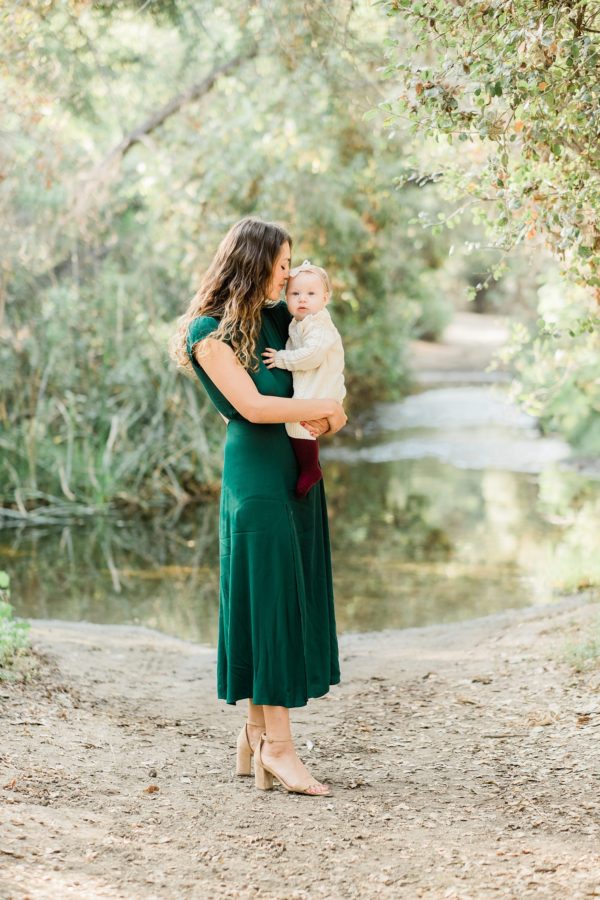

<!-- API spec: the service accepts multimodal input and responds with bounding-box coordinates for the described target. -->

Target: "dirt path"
[2,594,600,899]
[408,311,510,383]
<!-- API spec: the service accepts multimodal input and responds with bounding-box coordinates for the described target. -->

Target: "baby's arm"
[263,323,337,371]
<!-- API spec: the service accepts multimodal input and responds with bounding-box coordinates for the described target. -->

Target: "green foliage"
[381,0,600,285]
[379,0,600,452]
[1,274,223,513]
[0,571,30,673]
[536,469,600,592]
[497,280,600,449]
[1,0,460,513]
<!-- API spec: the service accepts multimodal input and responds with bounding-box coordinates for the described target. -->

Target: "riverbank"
[408,311,600,482]
[2,593,600,899]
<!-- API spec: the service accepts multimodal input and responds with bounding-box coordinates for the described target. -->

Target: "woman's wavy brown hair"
[169,217,292,374]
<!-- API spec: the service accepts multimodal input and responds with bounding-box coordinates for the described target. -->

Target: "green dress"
[186,300,341,708]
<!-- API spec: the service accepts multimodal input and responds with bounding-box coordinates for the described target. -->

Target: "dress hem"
[218,677,341,708]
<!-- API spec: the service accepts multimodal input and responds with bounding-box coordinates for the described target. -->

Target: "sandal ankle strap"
[264,736,293,743]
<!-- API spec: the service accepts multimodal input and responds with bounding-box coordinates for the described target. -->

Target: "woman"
[169,217,347,797]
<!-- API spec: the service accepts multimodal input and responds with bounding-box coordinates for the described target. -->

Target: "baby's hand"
[262,348,278,369]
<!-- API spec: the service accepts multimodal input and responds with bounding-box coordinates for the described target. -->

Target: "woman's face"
[266,241,291,301]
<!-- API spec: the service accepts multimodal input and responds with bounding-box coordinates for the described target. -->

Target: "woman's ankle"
[246,722,264,736]
[262,740,295,759]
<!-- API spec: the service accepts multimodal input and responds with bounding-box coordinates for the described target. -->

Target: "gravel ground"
[2,593,600,899]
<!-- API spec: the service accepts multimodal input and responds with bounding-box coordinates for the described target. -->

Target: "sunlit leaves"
[2,0,457,507]
[378,0,600,451]
[381,0,600,286]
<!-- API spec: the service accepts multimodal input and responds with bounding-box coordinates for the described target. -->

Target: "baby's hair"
[288,260,332,297]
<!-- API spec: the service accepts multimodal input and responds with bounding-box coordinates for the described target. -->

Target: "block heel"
[235,721,264,777]
[254,753,275,790]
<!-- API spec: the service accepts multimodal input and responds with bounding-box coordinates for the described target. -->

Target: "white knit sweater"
[272,307,346,440]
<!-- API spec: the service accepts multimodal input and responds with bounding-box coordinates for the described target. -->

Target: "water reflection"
[3,512,221,645]
[3,386,599,644]
[326,459,575,632]
[323,386,571,473]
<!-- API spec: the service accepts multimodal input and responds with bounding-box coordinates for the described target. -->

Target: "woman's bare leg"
[260,705,329,794]
[245,699,266,751]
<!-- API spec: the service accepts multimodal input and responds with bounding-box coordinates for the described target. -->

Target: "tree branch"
[100,46,258,170]
[72,43,258,226]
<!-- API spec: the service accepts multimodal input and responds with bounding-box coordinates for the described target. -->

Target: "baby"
[262,260,346,497]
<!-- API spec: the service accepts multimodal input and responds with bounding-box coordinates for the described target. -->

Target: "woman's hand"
[300,417,330,437]
[326,401,347,435]
[302,402,346,437]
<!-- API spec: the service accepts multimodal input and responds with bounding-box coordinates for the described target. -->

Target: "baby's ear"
[324,292,330,304]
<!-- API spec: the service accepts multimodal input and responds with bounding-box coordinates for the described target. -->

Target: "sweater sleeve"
[273,320,338,372]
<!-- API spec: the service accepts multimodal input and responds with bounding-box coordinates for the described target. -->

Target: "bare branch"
[72,45,258,225]
[100,47,257,169]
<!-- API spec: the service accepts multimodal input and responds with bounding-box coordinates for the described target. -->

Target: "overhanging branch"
[72,44,258,223]
[101,46,258,169]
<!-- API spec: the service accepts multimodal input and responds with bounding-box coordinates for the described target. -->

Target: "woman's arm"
[194,338,346,430]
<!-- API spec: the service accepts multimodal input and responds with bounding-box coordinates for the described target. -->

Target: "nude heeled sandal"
[236,720,264,776]
[253,733,332,797]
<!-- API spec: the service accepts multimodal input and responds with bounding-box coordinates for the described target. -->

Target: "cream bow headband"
[289,259,315,278]
[288,259,332,295]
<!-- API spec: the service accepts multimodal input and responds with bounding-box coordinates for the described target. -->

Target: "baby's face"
[286,271,328,321]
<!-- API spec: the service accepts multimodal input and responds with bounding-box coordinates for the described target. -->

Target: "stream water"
[4,383,599,645]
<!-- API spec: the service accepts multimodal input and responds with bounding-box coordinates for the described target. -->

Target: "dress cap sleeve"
[186,315,220,360]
